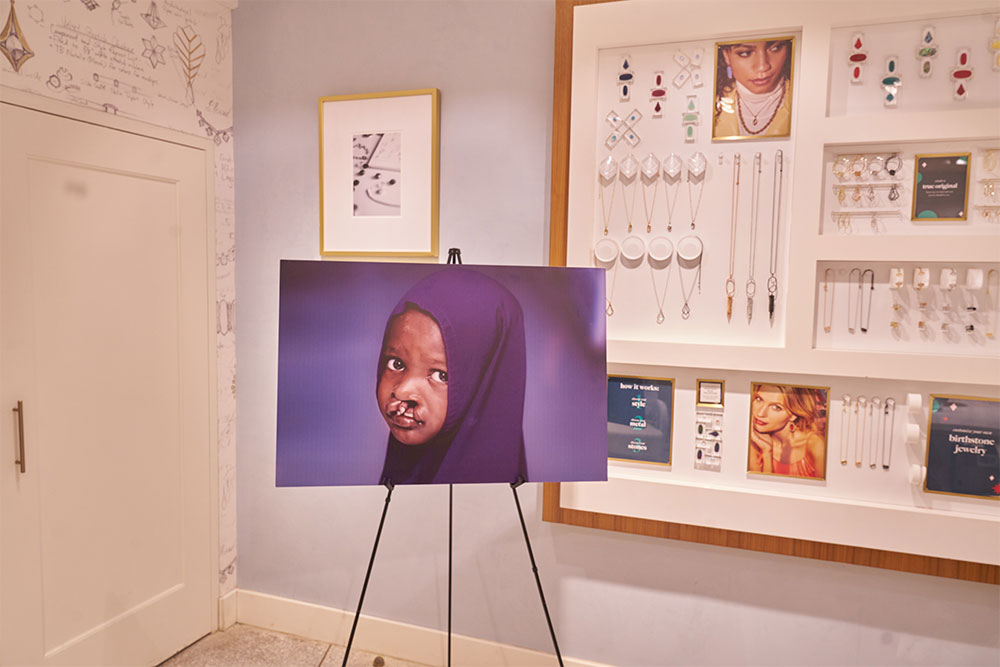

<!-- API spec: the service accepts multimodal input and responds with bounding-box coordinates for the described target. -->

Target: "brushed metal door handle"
[13,401,25,473]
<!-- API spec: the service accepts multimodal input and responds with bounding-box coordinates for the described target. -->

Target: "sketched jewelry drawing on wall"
[173,24,206,104]
[1,0,35,73]
[142,34,166,68]
[142,0,166,30]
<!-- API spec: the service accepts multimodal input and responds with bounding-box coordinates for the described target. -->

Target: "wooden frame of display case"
[544,0,998,584]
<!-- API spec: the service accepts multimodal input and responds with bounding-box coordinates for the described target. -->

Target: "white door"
[0,96,215,666]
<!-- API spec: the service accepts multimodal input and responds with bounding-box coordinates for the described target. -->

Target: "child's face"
[377,309,448,446]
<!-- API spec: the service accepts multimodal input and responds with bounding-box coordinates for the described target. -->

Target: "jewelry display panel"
[814,261,1000,355]
[558,0,1000,572]
[594,38,797,346]
[579,366,997,564]
[828,13,1000,117]
[820,140,1000,236]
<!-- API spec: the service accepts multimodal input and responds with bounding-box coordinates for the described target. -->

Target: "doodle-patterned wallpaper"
[1,0,237,597]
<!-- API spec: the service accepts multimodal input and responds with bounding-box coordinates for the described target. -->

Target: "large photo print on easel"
[276,261,608,486]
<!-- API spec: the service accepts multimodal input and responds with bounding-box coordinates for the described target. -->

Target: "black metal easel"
[342,249,563,667]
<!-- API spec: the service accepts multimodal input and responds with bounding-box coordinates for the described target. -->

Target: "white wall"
[232,1,999,665]
[1,0,238,597]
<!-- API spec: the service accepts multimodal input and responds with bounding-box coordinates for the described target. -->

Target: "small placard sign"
[607,375,674,466]
[912,153,970,221]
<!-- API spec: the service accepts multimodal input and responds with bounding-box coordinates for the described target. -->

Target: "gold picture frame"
[746,381,830,481]
[319,89,440,257]
[911,152,971,222]
[696,378,726,408]
[607,374,676,467]
[923,394,1000,500]
[712,36,796,141]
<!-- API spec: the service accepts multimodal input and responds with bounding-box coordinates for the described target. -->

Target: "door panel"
[1,101,214,666]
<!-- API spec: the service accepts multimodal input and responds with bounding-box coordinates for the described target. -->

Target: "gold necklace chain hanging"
[768,150,783,326]
[746,152,762,324]
[725,153,741,322]
[822,268,835,333]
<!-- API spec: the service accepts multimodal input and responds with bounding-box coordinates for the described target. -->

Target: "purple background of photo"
[275,260,608,486]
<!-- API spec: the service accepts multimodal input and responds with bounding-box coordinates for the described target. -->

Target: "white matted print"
[320,89,439,256]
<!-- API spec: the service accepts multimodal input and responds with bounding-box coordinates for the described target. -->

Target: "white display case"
[550,0,1000,575]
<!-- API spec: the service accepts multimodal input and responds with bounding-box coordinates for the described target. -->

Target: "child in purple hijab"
[376,268,528,485]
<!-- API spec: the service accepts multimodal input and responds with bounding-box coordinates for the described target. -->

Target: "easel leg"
[511,477,564,667]
[448,483,453,667]
[342,481,394,667]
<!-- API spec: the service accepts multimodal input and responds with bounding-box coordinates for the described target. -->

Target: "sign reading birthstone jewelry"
[607,375,674,465]
[912,153,971,221]
[924,395,1000,499]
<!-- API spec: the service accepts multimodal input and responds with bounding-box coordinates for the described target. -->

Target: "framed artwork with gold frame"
[747,381,829,480]
[924,395,1000,499]
[912,153,971,222]
[319,89,440,257]
[712,36,795,140]
[696,379,726,408]
[607,374,675,466]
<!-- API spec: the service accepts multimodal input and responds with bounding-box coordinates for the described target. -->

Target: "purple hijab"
[378,268,527,485]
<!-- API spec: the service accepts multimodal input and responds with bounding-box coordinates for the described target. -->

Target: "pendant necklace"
[640,153,660,233]
[860,268,874,332]
[726,153,741,321]
[987,269,998,339]
[593,238,619,316]
[746,152,762,324]
[677,235,704,320]
[687,151,708,229]
[881,398,896,470]
[598,155,618,236]
[647,237,673,324]
[868,397,881,469]
[822,268,835,333]
[663,153,683,232]
[855,395,867,467]
[839,394,852,465]
[620,153,640,233]
[736,82,785,135]
[768,150,784,325]
[847,267,861,333]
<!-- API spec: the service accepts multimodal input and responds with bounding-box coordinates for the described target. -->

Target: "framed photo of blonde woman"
[747,382,829,480]
[712,36,795,140]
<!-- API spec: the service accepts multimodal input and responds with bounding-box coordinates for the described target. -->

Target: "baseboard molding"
[235,589,605,667]
[219,589,238,630]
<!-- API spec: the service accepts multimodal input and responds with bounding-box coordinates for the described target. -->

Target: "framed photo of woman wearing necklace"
[713,36,795,140]
[747,382,829,480]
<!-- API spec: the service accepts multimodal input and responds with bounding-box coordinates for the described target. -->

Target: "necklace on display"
[677,235,703,320]
[855,395,867,467]
[736,82,785,135]
[746,152,762,324]
[725,153,741,322]
[987,269,998,339]
[847,268,861,333]
[768,150,784,326]
[662,153,683,232]
[598,155,618,236]
[854,396,868,466]
[620,153,640,233]
[839,394,852,465]
[640,153,660,233]
[647,237,673,324]
[868,397,881,469]
[822,268,835,333]
[593,238,620,316]
[881,398,896,470]
[687,152,708,229]
[860,269,874,332]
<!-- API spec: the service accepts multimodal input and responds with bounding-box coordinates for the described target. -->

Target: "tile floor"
[159,623,431,667]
